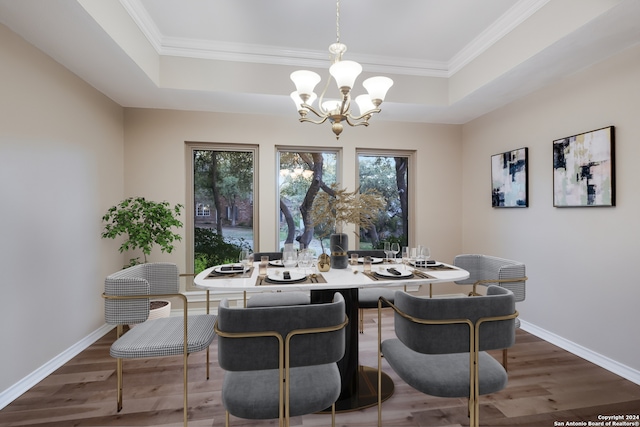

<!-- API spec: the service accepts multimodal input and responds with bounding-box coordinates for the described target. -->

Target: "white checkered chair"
[103,262,217,427]
[453,254,527,370]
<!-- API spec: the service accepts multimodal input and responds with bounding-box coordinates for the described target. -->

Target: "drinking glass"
[350,253,359,266]
[415,245,425,268]
[298,249,312,275]
[363,256,372,273]
[384,242,391,262]
[409,247,417,267]
[402,246,410,270]
[390,243,400,263]
[282,248,298,269]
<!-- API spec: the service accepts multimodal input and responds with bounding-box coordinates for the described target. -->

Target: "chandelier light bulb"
[322,100,342,113]
[355,94,376,116]
[363,76,394,106]
[290,70,321,99]
[329,60,362,92]
[290,91,317,111]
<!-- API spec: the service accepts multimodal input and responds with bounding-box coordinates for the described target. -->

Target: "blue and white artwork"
[491,147,528,208]
[553,127,615,207]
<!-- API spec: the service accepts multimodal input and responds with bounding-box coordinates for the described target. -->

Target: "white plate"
[410,261,443,268]
[358,257,384,264]
[269,260,284,266]
[374,268,414,278]
[214,264,248,274]
[266,271,307,283]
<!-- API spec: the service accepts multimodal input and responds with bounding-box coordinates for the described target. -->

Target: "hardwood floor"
[2,309,640,427]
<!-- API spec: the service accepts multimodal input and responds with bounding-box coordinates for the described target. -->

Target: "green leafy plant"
[101,197,184,264]
[194,227,250,274]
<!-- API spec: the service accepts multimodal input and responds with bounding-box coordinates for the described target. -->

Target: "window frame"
[185,142,259,290]
[275,146,342,252]
[355,148,416,249]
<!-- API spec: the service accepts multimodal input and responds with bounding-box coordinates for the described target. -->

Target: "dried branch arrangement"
[311,185,385,238]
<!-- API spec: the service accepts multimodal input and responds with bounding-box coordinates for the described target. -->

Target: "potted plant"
[311,185,385,269]
[101,197,184,319]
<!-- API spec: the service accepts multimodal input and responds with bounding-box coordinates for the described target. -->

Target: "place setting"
[256,248,327,286]
[206,249,254,279]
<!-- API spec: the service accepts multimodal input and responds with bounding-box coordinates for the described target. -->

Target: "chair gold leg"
[359,308,364,333]
[331,402,336,427]
[183,353,188,427]
[206,346,210,379]
[116,358,123,412]
[503,348,508,371]
[225,410,230,427]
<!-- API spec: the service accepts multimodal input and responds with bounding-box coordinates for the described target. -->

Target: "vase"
[330,232,349,269]
[317,253,331,272]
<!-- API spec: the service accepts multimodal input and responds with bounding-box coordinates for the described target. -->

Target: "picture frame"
[553,126,615,207]
[491,147,528,208]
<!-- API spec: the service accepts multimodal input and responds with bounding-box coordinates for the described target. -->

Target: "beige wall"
[461,44,640,373]
[122,109,464,294]
[0,24,124,396]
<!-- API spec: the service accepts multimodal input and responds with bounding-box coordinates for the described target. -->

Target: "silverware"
[364,272,379,281]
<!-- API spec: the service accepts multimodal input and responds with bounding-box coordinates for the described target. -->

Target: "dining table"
[194,258,470,412]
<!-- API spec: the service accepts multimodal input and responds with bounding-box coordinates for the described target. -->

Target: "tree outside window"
[358,153,410,249]
[278,150,337,254]
[192,148,255,273]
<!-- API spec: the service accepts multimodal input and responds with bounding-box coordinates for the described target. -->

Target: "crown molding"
[448,0,551,75]
[120,0,549,78]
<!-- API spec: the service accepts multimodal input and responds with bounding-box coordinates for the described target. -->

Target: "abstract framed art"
[553,126,615,207]
[491,147,528,208]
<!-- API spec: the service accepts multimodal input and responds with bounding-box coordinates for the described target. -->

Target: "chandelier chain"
[336,0,340,44]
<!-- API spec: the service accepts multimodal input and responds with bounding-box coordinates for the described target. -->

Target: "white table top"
[193,261,469,292]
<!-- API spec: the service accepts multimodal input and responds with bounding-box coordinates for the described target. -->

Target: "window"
[278,149,339,254]
[357,150,413,249]
[187,143,257,275]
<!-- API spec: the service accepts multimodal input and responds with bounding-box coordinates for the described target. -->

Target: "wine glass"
[417,246,431,268]
[239,250,253,277]
[384,242,391,263]
[390,243,400,263]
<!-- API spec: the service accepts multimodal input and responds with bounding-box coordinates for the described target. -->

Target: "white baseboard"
[0,323,115,410]
[520,319,640,386]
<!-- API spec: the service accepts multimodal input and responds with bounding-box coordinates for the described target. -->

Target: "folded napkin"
[220,265,244,271]
[387,268,402,275]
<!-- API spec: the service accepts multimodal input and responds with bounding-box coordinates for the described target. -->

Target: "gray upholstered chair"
[103,262,217,427]
[349,249,401,333]
[453,254,527,369]
[215,293,348,427]
[377,286,517,427]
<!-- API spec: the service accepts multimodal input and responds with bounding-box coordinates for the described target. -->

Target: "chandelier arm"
[299,116,329,125]
[345,115,370,128]
[348,108,381,121]
[316,70,334,116]
[300,103,327,120]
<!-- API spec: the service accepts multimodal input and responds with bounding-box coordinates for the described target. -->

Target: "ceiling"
[1,0,639,124]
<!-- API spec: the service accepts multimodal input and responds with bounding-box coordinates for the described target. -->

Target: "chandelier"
[290,0,393,139]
